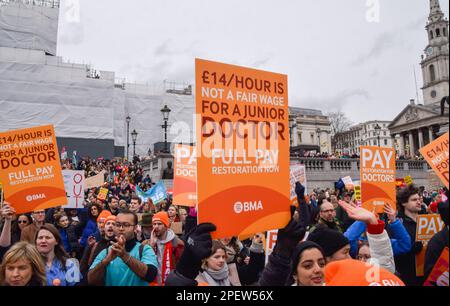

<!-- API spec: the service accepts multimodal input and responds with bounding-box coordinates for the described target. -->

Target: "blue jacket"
[79,219,100,248]
[344,220,412,258]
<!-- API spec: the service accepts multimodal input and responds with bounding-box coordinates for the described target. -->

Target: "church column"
[418,128,424,149]
[408,132,415,157]
[428,126,434,142]
[398,134,405,157]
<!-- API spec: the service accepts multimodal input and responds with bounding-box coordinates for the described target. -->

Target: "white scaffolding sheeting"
[0,48,196,156]
[0,1,59,55]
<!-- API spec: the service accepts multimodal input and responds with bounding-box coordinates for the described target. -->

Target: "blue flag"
[136,181,167,204]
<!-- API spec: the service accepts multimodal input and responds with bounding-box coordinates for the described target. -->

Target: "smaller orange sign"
[360,146,396,214]
[424,247,449,286]
[173,144,197,207]
[97,187,108,201]
[420,132,449,188]
[265,230,278,264]
[416,214,445,242]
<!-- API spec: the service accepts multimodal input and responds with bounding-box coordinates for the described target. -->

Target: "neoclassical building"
[389,0,449,157]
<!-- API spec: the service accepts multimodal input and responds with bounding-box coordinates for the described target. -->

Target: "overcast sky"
[57,0,449,124]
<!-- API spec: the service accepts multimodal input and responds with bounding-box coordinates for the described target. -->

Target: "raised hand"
[338,201,378,225]
[384,203,397,224]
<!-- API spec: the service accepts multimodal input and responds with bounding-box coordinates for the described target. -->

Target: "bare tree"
[327,111,353,135]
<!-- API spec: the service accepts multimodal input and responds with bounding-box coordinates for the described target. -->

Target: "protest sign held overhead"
[0,125,67,214]
[196,59,290,238]
[62,170,85,209]
[419,132,449,188]
[290,163,307,206]
[360,146,396,214]
[173,144,197,207]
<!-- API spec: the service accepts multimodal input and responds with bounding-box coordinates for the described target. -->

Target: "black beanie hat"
[438,200,449,227]
[307,227,349,257]
[291,241,325,274]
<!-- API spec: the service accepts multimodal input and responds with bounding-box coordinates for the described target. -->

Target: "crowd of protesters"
[0,156,448,286]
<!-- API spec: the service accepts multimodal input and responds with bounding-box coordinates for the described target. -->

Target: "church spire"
[429,0,444,23]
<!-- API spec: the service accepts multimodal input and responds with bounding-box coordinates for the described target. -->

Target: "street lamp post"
[316,128,321,154]
[126,115,131,160]
[131,129,138,158]
[161,105,171,153]
[374,123,381,147]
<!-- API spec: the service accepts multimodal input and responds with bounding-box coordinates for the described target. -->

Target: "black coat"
[390,213,425,286]
[424,226,449,281]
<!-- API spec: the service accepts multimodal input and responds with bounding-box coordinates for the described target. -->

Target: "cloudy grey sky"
[57,0,449,124]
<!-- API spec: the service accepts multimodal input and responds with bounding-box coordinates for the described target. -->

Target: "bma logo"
[233,201,263,214]
[26,194,46,202]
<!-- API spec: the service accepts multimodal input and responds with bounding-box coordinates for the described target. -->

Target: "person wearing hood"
[288,241,327,286]
[147,211,184,285]
[424,200,449,282]
[79,203,103,249]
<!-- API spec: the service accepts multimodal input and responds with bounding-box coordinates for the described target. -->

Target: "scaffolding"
[0,0,60,8]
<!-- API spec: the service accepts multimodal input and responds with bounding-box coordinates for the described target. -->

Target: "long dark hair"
[35,224,69,268]
[11,214,33,236]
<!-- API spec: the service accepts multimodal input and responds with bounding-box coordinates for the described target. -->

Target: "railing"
[292,158,429,172]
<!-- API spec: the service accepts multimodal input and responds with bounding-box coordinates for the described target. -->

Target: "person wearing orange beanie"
[148,211,184,285]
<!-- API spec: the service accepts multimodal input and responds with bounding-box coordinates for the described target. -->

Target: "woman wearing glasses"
[11,214,33,245]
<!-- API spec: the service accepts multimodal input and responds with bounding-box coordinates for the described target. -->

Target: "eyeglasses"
[18,220,29,224]
[321,209,335,213]
[114,222,134,229]
[33,211,45,215]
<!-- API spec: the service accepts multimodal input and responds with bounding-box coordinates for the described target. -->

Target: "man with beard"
[88,210,158,286]
[309,195,343,234]
[147,211,184,285]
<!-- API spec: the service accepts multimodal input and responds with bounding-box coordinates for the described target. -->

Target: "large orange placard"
[0,125,67,214]
[195,59,290,238]
[173,144,197,207]
[419,132,449,188]
[360,146,396,214]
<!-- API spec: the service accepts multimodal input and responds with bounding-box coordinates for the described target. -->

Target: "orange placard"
[173,144,197,207]
[360,146,396,214]
[97,187,108,201]
[195,59,290,238]
[424,247,449,286]
[416,214,445,242]
[0,125,67,214]
[419,132,449,188]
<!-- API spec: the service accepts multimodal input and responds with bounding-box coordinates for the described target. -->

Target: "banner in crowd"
[97,187,109,201]
[360,146,396,213]
[195,59,290,238]
[290,163,307,206]
[265,230,278,264]
[0,125,67,214]
[341,176,354,190]
[419,132,449,188]
[173,144,197,207]
[415,214,445,276]
[136,181,168,204]
[62,170,85,209]
[84,170,106,189]
[424,247,449,286]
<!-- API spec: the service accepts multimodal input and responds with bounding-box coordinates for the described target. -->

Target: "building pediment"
[388,104,440,129]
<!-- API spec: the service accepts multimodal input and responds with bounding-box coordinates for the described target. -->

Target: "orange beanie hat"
[325,259,405,286]
[152,211,170,228]
[97,210,112,223]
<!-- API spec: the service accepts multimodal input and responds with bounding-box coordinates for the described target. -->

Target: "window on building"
[311,133,314,142]
[436,29,441,37]
[384,131,387,136]
[430,65,436,82]
[384,139,388,146]
[299,133,302,143]
[444,28,447,37]
[430,31,434,39]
